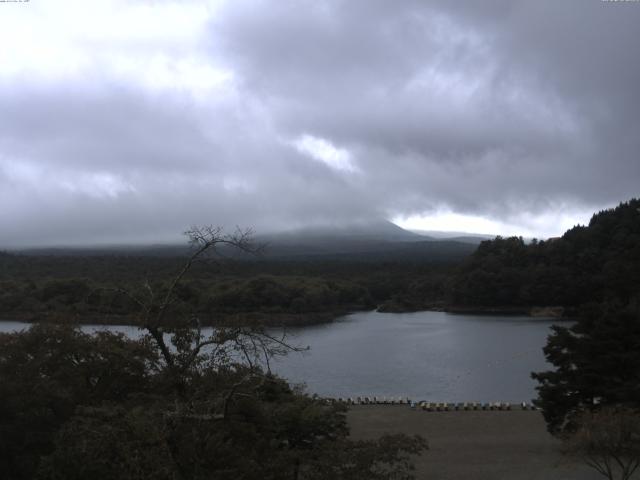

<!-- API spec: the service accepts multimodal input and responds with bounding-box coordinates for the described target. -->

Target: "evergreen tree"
[532,303,640,434]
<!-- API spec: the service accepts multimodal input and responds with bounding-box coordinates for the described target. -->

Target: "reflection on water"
[0,311,564,402]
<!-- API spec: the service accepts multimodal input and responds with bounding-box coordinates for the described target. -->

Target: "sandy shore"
[348,405,606,480]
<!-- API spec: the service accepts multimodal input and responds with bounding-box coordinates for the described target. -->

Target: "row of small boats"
[412,401,536,411]
[327,397,538,410]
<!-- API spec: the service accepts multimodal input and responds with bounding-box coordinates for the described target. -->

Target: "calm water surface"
[270,311,561,402]
[0,311,563,402]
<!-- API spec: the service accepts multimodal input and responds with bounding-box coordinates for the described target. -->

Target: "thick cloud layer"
[1,0,639,246]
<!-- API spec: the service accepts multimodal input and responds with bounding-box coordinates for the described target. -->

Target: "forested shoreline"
[0,254,454,325]
[2,199,639,326]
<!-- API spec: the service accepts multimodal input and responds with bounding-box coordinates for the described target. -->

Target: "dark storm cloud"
[0,86,217,173]
[213,0,640,215]
[1,0,639,246]
[0,79,375,246]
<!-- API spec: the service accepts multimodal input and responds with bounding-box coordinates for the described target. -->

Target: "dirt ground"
[347,405,609,480]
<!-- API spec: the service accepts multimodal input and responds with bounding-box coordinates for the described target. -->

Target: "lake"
[0,310,562,402]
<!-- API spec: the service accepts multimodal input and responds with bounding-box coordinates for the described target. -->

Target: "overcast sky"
[1,0,639,246]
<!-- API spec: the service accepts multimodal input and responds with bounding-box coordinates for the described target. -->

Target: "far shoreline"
[377,303,572,318]
[0,305,573,331]
[0,309,359,328]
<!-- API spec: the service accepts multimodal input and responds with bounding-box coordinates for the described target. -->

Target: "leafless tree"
[564,407,640,480]
[114,226,303,394]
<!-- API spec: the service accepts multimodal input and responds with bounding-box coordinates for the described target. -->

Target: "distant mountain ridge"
[260,220,426,243]
[254,220,475,260]
[410,230,495,244]
[12,220,477,262]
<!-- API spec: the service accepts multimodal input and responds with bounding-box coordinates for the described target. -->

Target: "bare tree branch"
[103,225,299,396]
[565,407,640,480]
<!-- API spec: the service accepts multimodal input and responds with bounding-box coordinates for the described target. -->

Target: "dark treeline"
[0,252,457,324]
[515,199,640,436]
[450,199,640,312]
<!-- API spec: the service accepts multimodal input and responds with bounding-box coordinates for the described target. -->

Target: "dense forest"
[526,200,640,439]
[450,199,640,313]
[0,253,456,325]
